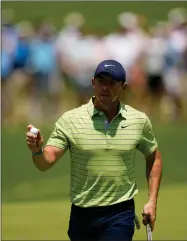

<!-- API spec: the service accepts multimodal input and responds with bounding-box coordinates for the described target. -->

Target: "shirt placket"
[104,119,112,149]
[104,116,120,149]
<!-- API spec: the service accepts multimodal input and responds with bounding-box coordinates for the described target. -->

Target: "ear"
[92,78,95,88]
[122,82,128,90]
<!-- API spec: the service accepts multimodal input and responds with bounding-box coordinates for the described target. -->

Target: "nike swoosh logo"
[104,64,115,67]
[121,125,129,129]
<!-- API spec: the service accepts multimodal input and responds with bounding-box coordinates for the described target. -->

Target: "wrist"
[32,148,43,156]
[148,199,157,206]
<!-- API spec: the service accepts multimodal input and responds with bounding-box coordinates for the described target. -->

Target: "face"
[92,73,127,108]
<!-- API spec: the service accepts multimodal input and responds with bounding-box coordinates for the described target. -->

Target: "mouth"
[100,93,111,97]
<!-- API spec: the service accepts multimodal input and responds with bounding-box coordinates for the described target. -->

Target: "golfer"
[26,60,162,241]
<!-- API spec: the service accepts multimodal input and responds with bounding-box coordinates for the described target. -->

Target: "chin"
[99,97,113,107]
[100,95,110,101]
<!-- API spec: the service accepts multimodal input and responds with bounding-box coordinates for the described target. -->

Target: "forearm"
[32,155,53,171]
[146,150,162,205]
[32,148,56,171]
[32,145,66,171]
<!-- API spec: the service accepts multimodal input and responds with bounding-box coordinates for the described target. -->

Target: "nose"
[101,81,110,90]
[102,85,109,91]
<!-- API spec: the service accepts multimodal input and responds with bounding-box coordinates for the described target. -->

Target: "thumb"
[27,124,34,131]
[37,129,42,140]
[36,129,43,149]
[142,210,150,226]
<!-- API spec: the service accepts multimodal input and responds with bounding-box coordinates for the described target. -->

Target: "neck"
[93,97,120,122]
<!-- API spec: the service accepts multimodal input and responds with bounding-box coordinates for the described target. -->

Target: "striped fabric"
[46,97,158,207]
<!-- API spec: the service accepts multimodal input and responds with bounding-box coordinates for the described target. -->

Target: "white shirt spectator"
[104,30,147,73]
[145,36,168,75]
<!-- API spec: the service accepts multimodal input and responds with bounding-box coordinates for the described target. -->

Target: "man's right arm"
[26,124,67,171]
[32,145,66,171]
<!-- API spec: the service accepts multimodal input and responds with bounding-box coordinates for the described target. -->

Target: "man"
[26,60,162,241]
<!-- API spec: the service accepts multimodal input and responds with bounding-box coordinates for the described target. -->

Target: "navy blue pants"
[68,199,135,241]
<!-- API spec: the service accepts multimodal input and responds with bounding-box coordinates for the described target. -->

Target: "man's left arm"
[143,148,162,231]
[137,115,163,231]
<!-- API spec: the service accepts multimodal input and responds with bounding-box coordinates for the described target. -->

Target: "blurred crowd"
[1,7,187,126]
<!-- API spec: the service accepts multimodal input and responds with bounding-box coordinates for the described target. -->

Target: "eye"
[97,78,102,83]
[111,80,116,85]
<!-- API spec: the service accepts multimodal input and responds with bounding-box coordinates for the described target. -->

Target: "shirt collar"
[87,97,128,119]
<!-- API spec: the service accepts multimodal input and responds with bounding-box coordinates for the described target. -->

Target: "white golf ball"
[30,127,38,136]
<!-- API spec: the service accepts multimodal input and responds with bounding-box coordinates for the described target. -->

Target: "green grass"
[2,123,187,239]
[2,2,187,239]
[2,185,187,240]
[2,122,187,203]
[2,1,187,33]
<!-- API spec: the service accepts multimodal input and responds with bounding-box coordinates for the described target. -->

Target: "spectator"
[28,21,60,122]
[162,8,187,120]
[13,21,33,70]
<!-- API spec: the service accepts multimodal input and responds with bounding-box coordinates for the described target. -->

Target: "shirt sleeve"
[137,115,158,156]
[46,117,69,150]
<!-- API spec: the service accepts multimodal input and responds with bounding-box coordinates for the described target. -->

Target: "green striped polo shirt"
[46,97,158,207]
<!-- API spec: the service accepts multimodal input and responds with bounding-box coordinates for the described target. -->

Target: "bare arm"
[142,148,163,230]
[137,115,163,230]
[26,124,67,171]
[32,145,66,171]
[146,148,162,205]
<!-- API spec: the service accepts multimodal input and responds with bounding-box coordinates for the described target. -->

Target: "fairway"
[2,1,187,33]
[2,1,187,239]
[2,122,187,240]
[2,185,187,240]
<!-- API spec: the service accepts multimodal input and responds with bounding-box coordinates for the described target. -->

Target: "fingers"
[37,129,42,140]
[142,213,149,225]
[150,215,155,231]
[27,125,42,139]
[142,210,150,225]
[26,132,37,139]
[27,124,34,131]
[26,132,37,147]
[142,211,155,231]
[26,124,38,148]
[26,125,44,152]
[150,222,154,231]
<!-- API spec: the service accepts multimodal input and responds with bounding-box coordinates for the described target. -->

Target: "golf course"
[2,1,187,240]
[2,123,187,240]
